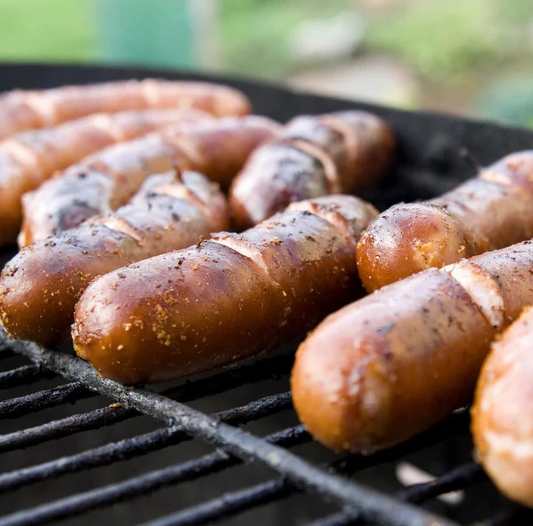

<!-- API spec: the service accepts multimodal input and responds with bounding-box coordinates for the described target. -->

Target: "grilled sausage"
[357,151,533,292]
[229,111,395,230]
[292,240,533,453]
[0,109,210,246]
[19,116,279,246]
[472,306,533,508]
[0,170,228,345]
[71,195,378,384]
[0,79,251,139]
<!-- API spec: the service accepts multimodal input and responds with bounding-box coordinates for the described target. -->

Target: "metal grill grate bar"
[0,352,293,453]
[5,335,460,526]
[303,510,360,526]
[160,353,294,400]
[331,409,469,476]
[399,462,485,504]
[0,382,92,420]
[0,365,49,390]
[147,436,480,526]
[0,426,308,526]
[0,406,133,453]
[0,392,293,494]
[140,478,292,526]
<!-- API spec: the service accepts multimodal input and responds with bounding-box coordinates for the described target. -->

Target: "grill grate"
[3,62,533,526]
[0,329,527,526]
[0,335,457,526]
[0,365,48,390]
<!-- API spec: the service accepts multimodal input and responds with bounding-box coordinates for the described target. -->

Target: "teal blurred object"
[92,0,196,69]
[475,76,533,128]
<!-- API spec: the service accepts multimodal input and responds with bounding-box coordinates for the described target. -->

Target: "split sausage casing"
[357,152,533,292]
[72,195,378,384]
[293,241,533,453]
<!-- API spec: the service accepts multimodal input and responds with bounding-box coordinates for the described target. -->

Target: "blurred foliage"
[476,76,533,127]
[1,0,533,126]
[1,0,532,84]
[0,0,93,62]
[497,0,533,23]
[219,0,353,78]
[364,0,524,82]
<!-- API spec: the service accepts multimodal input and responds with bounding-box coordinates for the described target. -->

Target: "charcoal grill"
[2,63,533,526]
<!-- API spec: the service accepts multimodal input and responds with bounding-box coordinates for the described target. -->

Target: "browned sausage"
[0,109,210,246]
[0,170,228,345]
[229,111,395,230]
[71,195,378,384]
[357,151,533,292]
[292,240,533,453]
[0,79,251,139]
[19,116,279,246]
[472,306,533,507]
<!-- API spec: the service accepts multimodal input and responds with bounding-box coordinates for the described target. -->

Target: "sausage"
[229,111,395,230]
[472,306,533,507]
[0,109,210,246]
[71,195,378,384]
[291,240,533,453]
[0,79,251,139]
[357,151,533,292]
[19,116,279,246]
[0,170,229,345]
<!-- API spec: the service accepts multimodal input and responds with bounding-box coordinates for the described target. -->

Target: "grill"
[2,63,533,526]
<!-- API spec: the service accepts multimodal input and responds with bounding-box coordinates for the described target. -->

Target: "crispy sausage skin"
[19,116,279,246]
[0,109,209,246]
[472,306,533,508]
[357,151,533,292]
[0,79,251,139]
[71,195,378,384]
[0,170,229,345]
[229,111,395,230]
[292,240,533,453]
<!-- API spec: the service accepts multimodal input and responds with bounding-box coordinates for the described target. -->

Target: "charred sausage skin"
[0,109,209,246]
[20,116,279,246]
[72,195,378,384]
[292,240,533,453]
[357,151,533,292]
[229,111,395,230]
[0,79,251,139]
[0,170,228,345]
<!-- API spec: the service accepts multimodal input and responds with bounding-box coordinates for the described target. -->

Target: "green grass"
[0,0,95,62]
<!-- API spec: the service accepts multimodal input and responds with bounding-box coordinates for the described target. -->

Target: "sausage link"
[19,116,279,246]
[472,306,533,507]
[0,109,209,246]
[229,111,395,229]
[292,240,533,453]
[0,170,228,345]
[357,151,533,292]
[71,195,378,384]
[0,79,251,139]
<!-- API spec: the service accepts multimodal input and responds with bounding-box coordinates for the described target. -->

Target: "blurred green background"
[1,0,533,126]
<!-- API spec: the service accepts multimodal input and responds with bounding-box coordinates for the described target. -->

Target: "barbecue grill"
[2,63,533,526]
